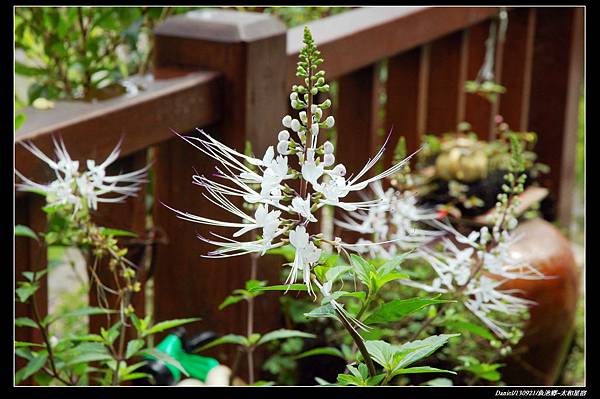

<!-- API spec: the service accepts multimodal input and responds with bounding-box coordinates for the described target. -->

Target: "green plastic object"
[147,334,219,383]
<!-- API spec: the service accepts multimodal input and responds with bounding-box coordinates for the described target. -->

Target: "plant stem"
[334,307,376,378]
[246,252,259,385]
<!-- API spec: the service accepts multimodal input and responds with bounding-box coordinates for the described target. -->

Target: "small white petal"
[325,116,335,128]
[278,130,290,141]
[323,141,334,154]
[291,119,301,132]
[282,115,292,128]
[324,153,335,167]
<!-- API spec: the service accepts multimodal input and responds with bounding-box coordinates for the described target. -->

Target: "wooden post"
[384,47,425,161]
[334,64,381,241]
[425,31,464,135]
[527,7,583,227]
[152,9,287,381]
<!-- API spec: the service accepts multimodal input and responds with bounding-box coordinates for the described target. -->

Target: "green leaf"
[143,317,201,337]
[292,347,345,360]
[14,341,44,348]
[364,340,396,370]
[15,113,26,130]
[249,284,308,292]
[15,353,48,384]
[64,352,113,366]
[456,356,504,381]
[350,254,375,285]
[99,227,138,237]
[15,225,38,241]
[141,348,189,377]
[195,334,248,352]
[393,366,456,376]
[257,329,315,346]
[218,295,245,310]
[15,61,46,76]
[47,307,117,324]
[444,320,495,341]
[130,314,143,334]
[15,317,38,328]
[325,265,352,282]
[16,283,39,303]
[245,279,267,291]
[394,334,460,371]
[364,297,454,325]
[304,303,337,319]
[126,339,145,359]
[266,245,295,262]
[23,270,48,282]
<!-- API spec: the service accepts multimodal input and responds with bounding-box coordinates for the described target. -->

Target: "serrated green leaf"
[394,334,460,371]
[364,297,454,325]
[142,317,201,337]
[350,254,375,285]
[15,225,38,241]
[257,329,315,346]
[126,339,145,359]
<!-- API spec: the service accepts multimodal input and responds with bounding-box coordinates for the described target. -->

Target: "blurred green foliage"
[14,6,350,104]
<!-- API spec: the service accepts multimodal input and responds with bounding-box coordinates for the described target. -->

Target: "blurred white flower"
[16,138,148,215]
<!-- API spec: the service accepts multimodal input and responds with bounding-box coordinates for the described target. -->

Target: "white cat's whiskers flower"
[16,138,148,214]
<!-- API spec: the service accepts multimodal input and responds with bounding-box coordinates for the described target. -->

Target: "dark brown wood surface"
[15,71,222,188]
[286,7,500,86]
[527,7,583,227]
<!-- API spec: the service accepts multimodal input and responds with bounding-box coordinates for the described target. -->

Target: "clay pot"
[502,218,580,385]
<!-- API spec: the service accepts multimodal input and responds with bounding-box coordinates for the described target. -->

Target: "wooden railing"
[14,6,583,384]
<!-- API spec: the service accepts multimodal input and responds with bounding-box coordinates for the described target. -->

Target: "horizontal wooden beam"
[286,6,500,86]
[15,71,222,186]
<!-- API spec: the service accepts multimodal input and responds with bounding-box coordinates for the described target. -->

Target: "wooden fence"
[15,6,583,384]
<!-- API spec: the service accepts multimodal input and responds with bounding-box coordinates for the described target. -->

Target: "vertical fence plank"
[425,31,464,135]
[88,151,148,337]
[384,47,424,164]
[463,20,495,139]
[15,195,47,385]
[526,7,583,227]
[499,8,536,132]
[153,10,287,380]
[334,64,380,241]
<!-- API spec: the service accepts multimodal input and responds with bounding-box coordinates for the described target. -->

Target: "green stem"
[334,307,376,378]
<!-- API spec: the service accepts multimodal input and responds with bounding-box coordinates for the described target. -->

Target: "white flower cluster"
[338,179,546,338]
[167,100,412,297]
[336,181,442,259]
[16,138,148,214]
[406,221,545,338]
